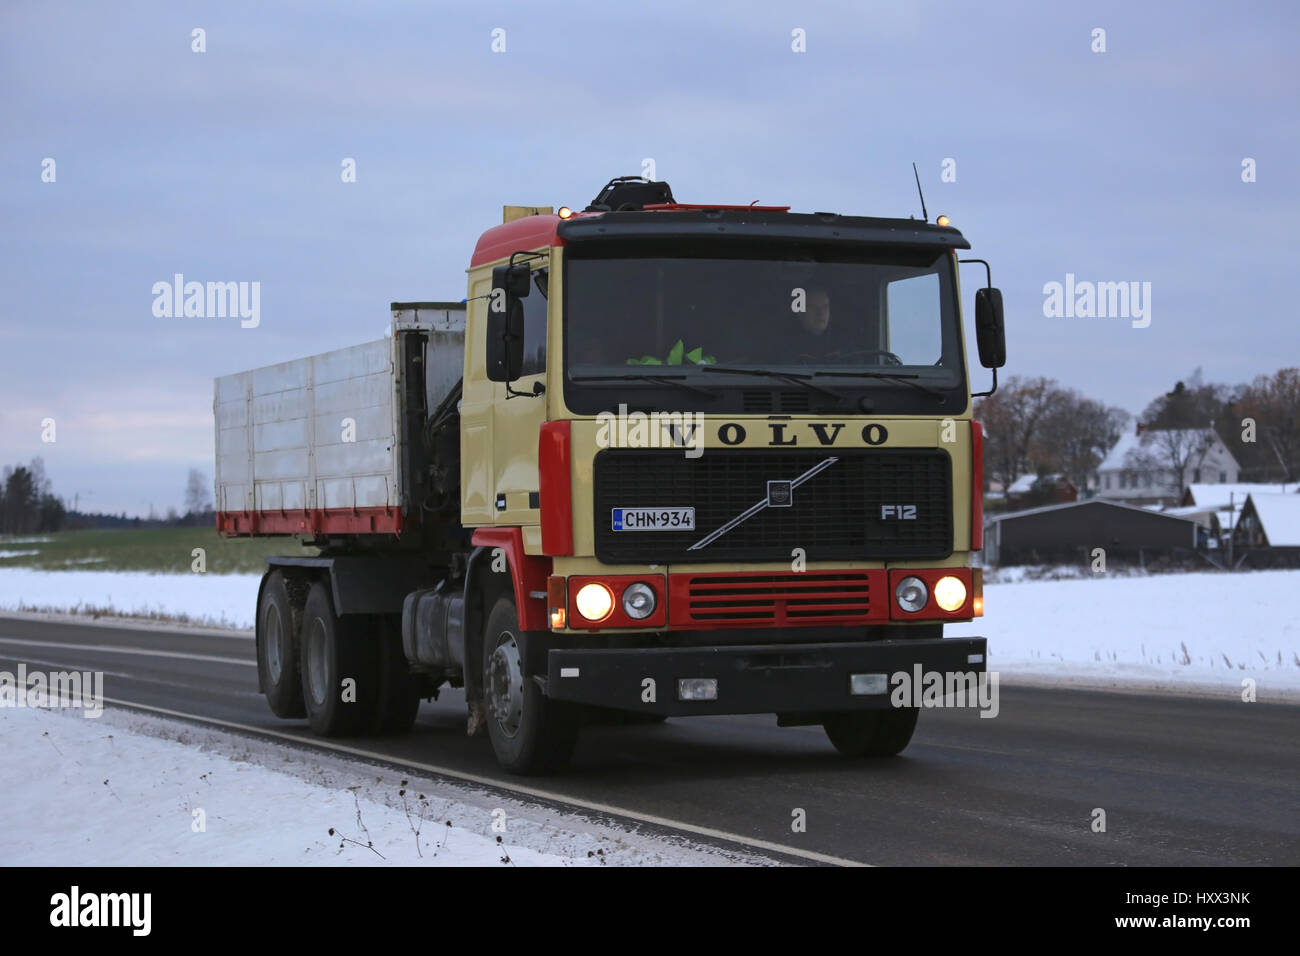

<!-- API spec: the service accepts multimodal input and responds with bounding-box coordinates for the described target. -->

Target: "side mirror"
[486,264,530,382]
[494,262,531,299]
[974,287,1006,369]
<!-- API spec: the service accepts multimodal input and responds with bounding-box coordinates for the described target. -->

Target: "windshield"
[562,244,966,415]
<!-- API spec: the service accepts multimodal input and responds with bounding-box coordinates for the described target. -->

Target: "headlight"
[574,583,614,622]
[895,576,928,613]
[621,582,657,620]
[934,575,967,612]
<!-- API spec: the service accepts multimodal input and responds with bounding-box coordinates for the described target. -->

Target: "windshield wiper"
[569,373,717,398]
[694,365,844,402]
[811,369,949,399]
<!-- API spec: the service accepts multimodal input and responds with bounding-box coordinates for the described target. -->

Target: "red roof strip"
[470,214,563,267]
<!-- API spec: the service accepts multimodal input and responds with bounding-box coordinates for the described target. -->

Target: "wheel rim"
[306,618,328,704]
[265,605,283,684]
[486,630,524,738]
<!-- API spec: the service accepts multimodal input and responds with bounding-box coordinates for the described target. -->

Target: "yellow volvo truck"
[214,176,1006,773]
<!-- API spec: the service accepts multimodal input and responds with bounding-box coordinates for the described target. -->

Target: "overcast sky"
[1,0,1295,516]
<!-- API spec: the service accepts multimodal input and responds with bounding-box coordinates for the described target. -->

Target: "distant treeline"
[62,508,217,531]
[0,462,215,534]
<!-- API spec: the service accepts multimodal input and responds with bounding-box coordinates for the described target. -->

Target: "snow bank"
[0,705,750,866]
[948,569,1300,694]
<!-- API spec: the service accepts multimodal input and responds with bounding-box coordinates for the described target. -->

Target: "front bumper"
[545,637,987,716]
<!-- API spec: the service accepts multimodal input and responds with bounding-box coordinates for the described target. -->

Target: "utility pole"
[1227,491,1234,571]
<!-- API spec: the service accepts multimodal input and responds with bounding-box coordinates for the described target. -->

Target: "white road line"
[0,611,252,640]
[0,637,255,667]
[0,652,134,680]
[98,694,869,868]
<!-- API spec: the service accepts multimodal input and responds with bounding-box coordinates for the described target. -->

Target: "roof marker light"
[558,206,573,219]
[936,215,950,227]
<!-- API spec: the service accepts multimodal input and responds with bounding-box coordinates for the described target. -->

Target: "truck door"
[493,264,549,526]
[460,262,549,529]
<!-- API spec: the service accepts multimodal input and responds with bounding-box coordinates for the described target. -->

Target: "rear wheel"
[257,571,305,718]
[823,708,919,757]
[299,582,378,736]
[483,595,579,774]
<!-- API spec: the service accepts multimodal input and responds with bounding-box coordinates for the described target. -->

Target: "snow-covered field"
[0,705,759,866]
[1,566,1297,695]
[946,569,1300,695]
[0,568,261,628]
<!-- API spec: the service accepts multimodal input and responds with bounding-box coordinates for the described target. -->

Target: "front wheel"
[823,708,919,757]
[483,595,579,774]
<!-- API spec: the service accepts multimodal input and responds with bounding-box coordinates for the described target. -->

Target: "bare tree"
[1037,393,1128,494]
[1129,374,1231,496]
[1233,368,1300,482]
[1125,428,1214,497]
[975,376,1067,493]
[184,469,213,517]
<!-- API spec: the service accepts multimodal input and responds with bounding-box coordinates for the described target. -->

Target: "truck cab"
[456,177,1003,770]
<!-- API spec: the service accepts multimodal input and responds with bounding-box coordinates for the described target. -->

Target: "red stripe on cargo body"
[971,420,984,551]
[471,527,551,631]
[538,421,573,555]
[216,507,402,537]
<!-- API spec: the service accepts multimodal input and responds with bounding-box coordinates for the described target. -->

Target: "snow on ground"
[0,568,261,628]
[947,568,1300,695]
[2,567,1298,696]
[0,705,763,866]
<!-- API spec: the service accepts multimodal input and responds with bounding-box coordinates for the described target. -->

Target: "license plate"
[612,507,695,531]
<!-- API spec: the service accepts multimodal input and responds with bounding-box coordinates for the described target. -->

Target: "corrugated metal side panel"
[214,338,401,530]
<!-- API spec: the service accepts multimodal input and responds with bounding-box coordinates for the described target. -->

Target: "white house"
[1092,426,1240,507]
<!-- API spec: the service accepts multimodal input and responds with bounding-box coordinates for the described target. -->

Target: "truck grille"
[671,571,881,627]
[593,448,952,563]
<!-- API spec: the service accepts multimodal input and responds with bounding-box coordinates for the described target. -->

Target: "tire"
[299,582,379,736]
[257,571,305,718]
[822,708,919,757]
[482,594,579,774]
[369,615,420,735]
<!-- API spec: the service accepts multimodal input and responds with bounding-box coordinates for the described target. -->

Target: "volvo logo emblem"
[767,480,793,508]
[688,457,839,551]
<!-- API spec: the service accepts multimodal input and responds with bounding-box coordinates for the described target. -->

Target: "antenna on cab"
[912,162,928,223]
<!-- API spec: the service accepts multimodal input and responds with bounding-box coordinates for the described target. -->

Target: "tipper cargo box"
[213,302,464,536]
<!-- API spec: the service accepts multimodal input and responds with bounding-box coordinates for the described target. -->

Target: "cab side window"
[520,268,548,377]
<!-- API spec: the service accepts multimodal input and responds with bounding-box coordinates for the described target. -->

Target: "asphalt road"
[2,614,1297,866]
